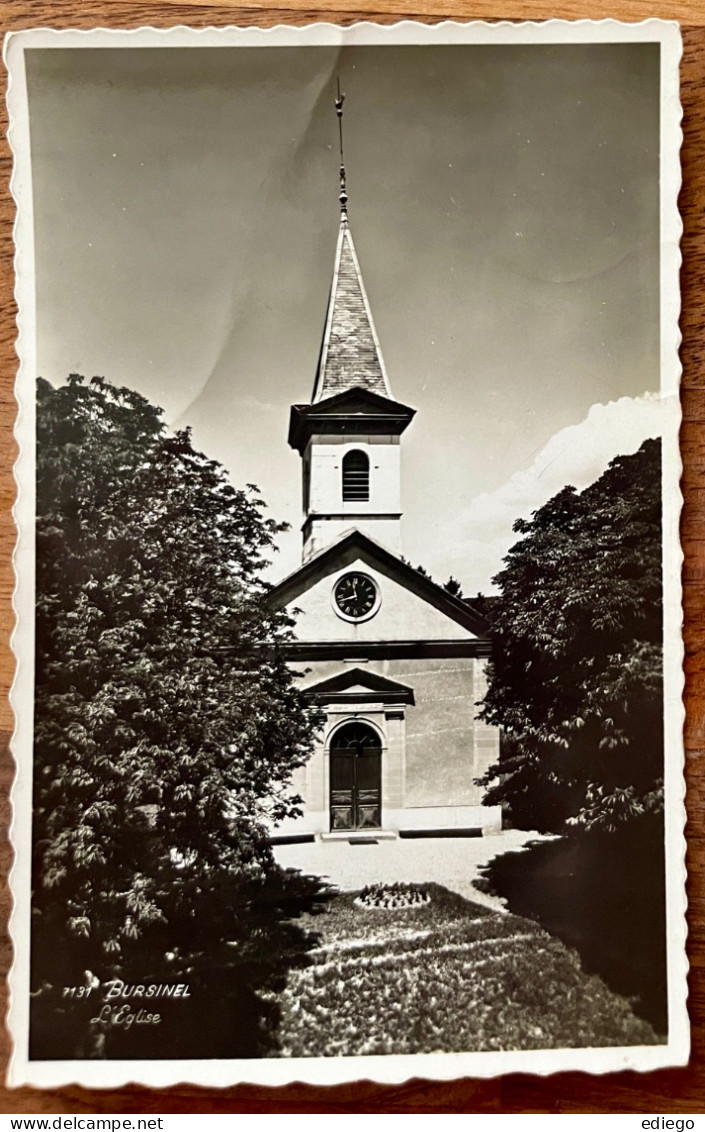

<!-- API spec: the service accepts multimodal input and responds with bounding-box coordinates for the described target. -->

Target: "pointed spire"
[311,86,392,403]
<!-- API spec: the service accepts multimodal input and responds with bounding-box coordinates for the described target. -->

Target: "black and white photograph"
[4,20,686,1087]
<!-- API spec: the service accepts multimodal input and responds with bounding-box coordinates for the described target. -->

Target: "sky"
[25,41,662,592]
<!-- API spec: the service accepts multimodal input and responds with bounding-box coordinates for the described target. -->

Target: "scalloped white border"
[3,18,686,1090]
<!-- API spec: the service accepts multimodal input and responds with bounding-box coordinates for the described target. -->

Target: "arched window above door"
[330,721,381,752]
[342,449,369,502]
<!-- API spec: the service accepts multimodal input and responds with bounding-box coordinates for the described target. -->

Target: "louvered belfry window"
[342,449,370,502]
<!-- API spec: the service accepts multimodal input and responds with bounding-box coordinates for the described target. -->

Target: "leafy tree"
[32,376,321,992]
[401,562,467,597]
[477,440,663,834]
[465,592,498,620]
[443,575,463,597]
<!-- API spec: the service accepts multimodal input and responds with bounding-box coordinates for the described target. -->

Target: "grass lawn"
[275,883,660,1057]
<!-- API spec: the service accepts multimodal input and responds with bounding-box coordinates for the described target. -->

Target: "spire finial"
[335,78,348,218]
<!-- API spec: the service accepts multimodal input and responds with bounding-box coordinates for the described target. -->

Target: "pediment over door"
[302,666,415,706]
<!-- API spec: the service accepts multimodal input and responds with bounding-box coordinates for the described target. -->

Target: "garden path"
[273,828,546,912]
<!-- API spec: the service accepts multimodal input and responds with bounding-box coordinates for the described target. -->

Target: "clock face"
[333,573,379,621]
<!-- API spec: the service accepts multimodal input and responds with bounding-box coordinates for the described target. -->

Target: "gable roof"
[311,218,391,403]
[267,529,490,639]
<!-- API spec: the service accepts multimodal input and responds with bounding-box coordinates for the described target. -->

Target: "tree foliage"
[400,559,465,598]
[443,575,463,597]
[33,375,320,968]
[478,440,663,834]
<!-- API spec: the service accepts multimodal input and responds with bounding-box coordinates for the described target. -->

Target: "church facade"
[268,106,501,840]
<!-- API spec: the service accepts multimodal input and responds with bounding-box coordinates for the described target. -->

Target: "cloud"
[431,393,663,594]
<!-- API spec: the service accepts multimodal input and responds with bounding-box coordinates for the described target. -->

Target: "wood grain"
[0,3,702,1114]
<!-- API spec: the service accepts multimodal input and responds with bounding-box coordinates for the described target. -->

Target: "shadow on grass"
[29,868,335,1060]
[475,820,667,1035]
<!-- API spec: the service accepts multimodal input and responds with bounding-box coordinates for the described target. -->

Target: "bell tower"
[288,84,415,563]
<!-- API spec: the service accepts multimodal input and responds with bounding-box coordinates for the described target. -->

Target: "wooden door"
[329,723,382,831]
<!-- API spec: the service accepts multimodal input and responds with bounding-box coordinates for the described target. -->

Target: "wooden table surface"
[0,0,702,1114]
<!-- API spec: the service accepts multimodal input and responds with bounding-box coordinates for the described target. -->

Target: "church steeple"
[311,220,392,402]
[288,85,415,563]
[311,83,392,403]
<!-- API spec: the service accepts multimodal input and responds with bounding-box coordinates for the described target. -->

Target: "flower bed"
[275,883,659,1057]
[355,882,431,911]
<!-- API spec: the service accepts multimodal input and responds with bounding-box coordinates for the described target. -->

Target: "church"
[267,93,501,841]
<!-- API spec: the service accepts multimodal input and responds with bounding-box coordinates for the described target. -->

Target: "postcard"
[4,18,686,1087]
